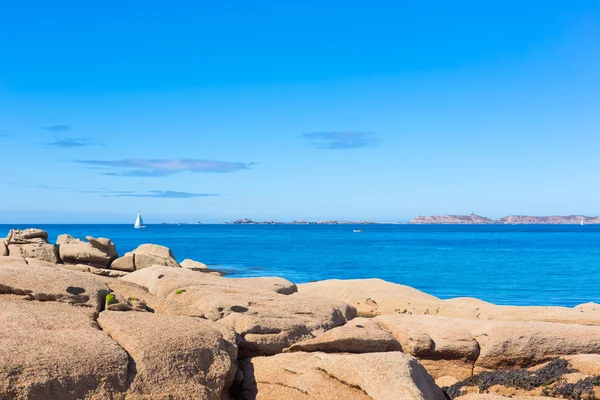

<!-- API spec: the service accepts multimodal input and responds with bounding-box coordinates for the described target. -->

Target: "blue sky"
[1,1,599,223]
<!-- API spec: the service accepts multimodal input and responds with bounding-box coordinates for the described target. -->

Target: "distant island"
[221,218,386,225]
[156,215,600,225]
[410,214,600,224]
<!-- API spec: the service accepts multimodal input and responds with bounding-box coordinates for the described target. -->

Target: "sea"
[2,223,599,308]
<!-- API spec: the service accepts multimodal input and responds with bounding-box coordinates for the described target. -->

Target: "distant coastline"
[158,215,600,225]
[409,214,600,224]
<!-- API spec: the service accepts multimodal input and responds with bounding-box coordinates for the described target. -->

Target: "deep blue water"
[2,224,599,307]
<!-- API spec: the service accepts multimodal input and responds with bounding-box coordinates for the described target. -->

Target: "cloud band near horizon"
[302,131,377,149]
[76,158,254,176]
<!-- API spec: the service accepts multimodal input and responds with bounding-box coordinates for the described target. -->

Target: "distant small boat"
[581,218,585,226]
[134,213,146,229]
[353,229,364,233]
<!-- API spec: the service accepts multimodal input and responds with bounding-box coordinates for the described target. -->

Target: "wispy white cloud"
[46,138,104,148]
[42,125,71,132]
[10,183,219,199]
[302,131,378,149]
[106,190,218,198]
[76,158,254,177]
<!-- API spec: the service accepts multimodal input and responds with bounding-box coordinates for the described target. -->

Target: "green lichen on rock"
[105,293,118,308]
[175,289,186,295]
[128,297,139,302]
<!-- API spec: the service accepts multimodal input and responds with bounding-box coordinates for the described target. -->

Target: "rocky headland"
[2,227,600,399]
[410,214,600,224]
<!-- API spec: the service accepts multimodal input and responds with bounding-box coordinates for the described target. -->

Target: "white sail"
[134,213,145,229]
[581,218,585,226]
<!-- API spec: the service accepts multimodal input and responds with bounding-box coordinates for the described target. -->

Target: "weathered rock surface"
[122,265,297,297]
[8,243,59,263]
[0,262,111,311]
[376,314,480,379]
[132,244,180,270]
[181,258,208,269]
[240,351,446,400]
[298,279,600,325]
[285,317,402,354]
[57,234,118,268]
[5,228,49,244]
[97,311,236,399]
[5,228,59,263]
[0,300,128,399]
[371,314,600,375]
[0,256,27,266]
[0,240,7,256]
[111,251,136,271]
[122,266,354,357]
[298,278,438,316]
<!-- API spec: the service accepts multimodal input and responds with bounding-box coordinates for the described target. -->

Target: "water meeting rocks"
[298,278,600,326]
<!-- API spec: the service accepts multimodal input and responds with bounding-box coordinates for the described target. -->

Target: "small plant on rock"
[175,289,186,294]
[105,293,118,308]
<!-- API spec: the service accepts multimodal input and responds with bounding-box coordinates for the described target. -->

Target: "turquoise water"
[2,224,599,307]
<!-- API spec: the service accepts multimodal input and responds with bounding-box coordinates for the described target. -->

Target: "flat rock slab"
[374,314,600,376]
[97,311,236,400]
[240,351,446,400]
[298,279,600,326]
[0,262,111,311]
[285,317,401,354]
[0,300,128,399]
[122,265,297,297]
[298,278,440,316]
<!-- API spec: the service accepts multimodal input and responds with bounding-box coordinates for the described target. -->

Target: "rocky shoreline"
[410,214,600,224]
[2,228,600,399]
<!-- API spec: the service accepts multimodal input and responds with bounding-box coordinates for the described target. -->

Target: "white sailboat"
[134,213,146,229]
[581,218,585,226]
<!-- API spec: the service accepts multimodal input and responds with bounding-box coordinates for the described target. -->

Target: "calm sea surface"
[2,224,599,307]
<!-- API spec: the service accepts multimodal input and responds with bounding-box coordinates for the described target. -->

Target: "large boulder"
[0,262,111,312]
[111,244,180,271]
[0,299,129,399]
[111,252,135,272]
[181,258,209,270]
[240,351,446,400]
[5,228,48,244]
[122,266,354,357]
[132,244,180,270]
[97,311,236,399]
[57,234,118,268]
[298,279,600,326]
[5,228,59,263]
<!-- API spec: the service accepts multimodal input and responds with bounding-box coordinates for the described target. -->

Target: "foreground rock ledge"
[2,228,600,399]
[240,351,446,400]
